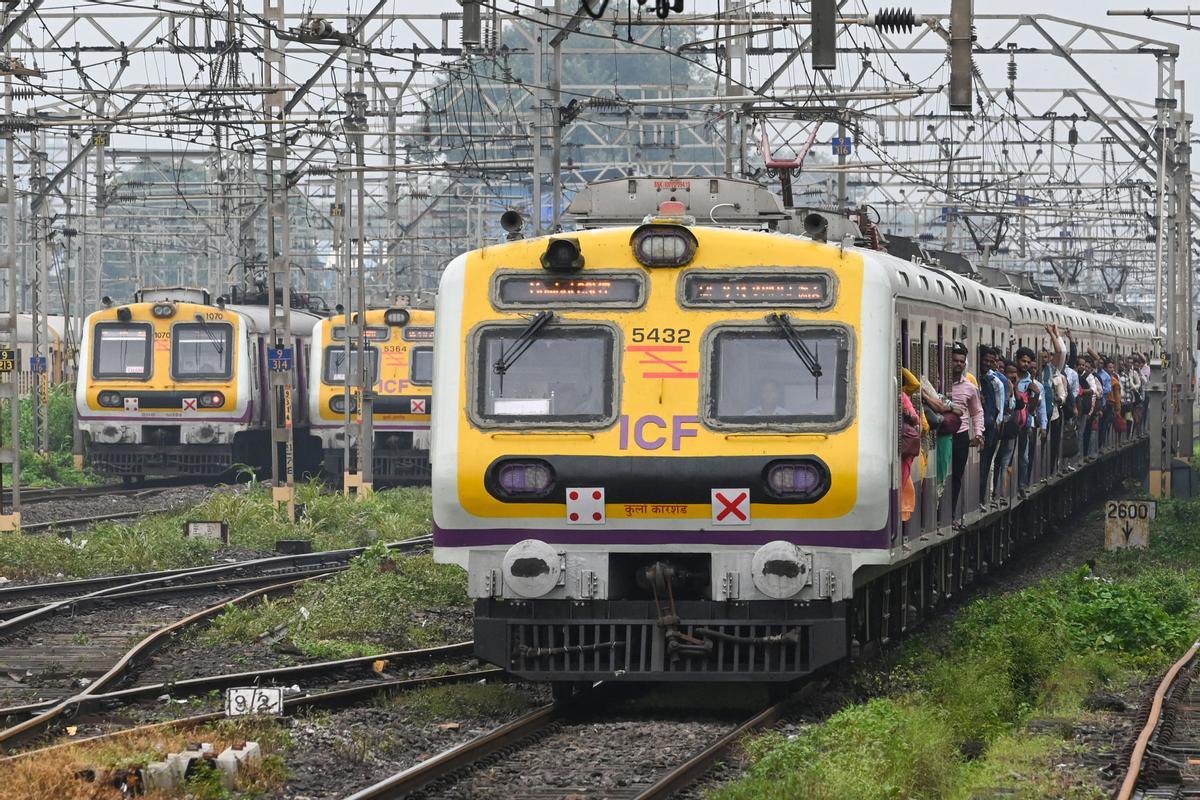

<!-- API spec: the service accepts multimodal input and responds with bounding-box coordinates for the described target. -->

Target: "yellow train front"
[309,308,434,485]
[76,287,320,479]
[433,215,885,683]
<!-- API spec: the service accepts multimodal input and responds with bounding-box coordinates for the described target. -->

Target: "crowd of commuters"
[898,324,1151,527]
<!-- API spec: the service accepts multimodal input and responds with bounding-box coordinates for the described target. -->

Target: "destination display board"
[496,275,643,306]
[683,273,831,307]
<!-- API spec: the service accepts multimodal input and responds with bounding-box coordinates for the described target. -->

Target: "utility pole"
[348,43,373,497]
[549,0,563,231]
[29,127,48,455]
[263,0,295,521]
[0,62,22,531]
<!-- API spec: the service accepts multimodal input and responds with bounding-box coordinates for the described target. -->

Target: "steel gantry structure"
[0,1,1191,514]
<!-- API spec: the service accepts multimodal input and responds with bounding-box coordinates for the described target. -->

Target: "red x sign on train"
[711,488,750,526]
[410,398,427,414]
[182,397,198,412]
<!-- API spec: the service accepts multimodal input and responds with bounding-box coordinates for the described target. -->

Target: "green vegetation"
[0,481,432,579]
[204,542,468,658]
[1,383,97,486]
[712,500,1200,800]
[384,682,531,721]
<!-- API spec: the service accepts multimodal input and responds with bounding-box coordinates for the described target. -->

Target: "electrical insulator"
[1068,126,1078,146]
[460,0,481,48]
[873,8,916,34]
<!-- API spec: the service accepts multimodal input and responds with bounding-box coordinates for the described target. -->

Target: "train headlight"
[541,238,585,272]
[630,224,697,267]
[751,541,812,599]
[97,391,123,408]
[330,395,359,414]
[116,307,132,322]
[151,303,176,318]
[763,459,828,500]
[383,308,410,327]
[502,539,561,598]
[492,459,555,498]
[197,391,224,409]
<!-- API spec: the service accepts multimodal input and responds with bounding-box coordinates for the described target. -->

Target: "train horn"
[803,212,829,242]
[500,210,526,240]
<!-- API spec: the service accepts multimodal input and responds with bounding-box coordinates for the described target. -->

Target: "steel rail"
[0,640,474,719]
[1116,639,1200,800]
[343,701,565,800]
[0,565,348,621]
[0,573,325,752]
[0,536,432,635]
[632,684,815,800]
[0,668,502,763]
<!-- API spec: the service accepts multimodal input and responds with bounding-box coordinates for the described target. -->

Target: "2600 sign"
[1104,500,1156,521]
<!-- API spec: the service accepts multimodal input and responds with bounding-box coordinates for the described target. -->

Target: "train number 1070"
[631,327,690,344]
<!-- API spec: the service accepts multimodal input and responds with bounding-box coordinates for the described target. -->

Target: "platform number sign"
[831,136,853,156]
[225,687,283,717]
[269,347,293,372]
[0,349,15,373]
[1104,500,1156,550]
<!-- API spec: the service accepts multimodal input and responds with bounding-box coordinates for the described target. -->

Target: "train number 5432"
[631,327,690,344]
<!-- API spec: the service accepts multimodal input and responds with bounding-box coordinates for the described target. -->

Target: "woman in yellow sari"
[899,368,927,521]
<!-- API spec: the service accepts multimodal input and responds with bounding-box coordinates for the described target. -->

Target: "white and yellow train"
[76,287,321,480]
[432,190,1153,686]
[308,308,435,485]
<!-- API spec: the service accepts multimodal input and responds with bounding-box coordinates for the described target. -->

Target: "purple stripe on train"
[432,523,891,549]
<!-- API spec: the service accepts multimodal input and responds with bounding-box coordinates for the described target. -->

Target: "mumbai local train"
[76,287,321,480]
[431,199,1154,687]
[308,308,435,485]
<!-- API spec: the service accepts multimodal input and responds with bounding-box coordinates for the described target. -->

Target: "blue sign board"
[29,356,46,373]
[269,347,293,372]
[831,136,854,156]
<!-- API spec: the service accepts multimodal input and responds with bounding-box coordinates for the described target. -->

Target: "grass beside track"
[204,543,469,659]
[2,384,99,487]
[712,493,1200,800]
[0,482,433,580]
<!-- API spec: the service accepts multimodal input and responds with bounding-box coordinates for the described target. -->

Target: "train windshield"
[172,323,233,380]
[93,322,152,380]
[410,347,433,385]
[324,346,379,385]
[708,326,850,426]
[475,326,614,424]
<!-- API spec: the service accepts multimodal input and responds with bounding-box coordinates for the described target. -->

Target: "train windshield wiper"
[492,311,555,393]
[767,312,823,396]
[192,313,226,359]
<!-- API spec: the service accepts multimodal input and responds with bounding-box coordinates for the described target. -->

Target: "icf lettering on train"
[617,414,699,451]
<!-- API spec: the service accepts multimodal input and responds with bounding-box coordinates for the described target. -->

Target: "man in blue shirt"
[1015,347,1047,493]
[1091,348,1113,450]
[978,346,1008,507]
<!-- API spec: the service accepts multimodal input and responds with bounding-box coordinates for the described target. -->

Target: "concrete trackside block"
[215,741,262,789]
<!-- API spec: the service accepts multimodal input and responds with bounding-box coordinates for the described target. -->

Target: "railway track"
[0,536,433,750]
[1,666,502,765]
[344,683,811,800]
[0,476,208,506]
[1114,639,1200,800]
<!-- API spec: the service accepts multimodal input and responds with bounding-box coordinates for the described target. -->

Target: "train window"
[704,325,851,428]
[680,270,833,308]
[92,322,152,380]
[171,323,233,380]
[494,272,645,309]
[410,347,433,385]
[324,346,380,385]
[473,325,615,427]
